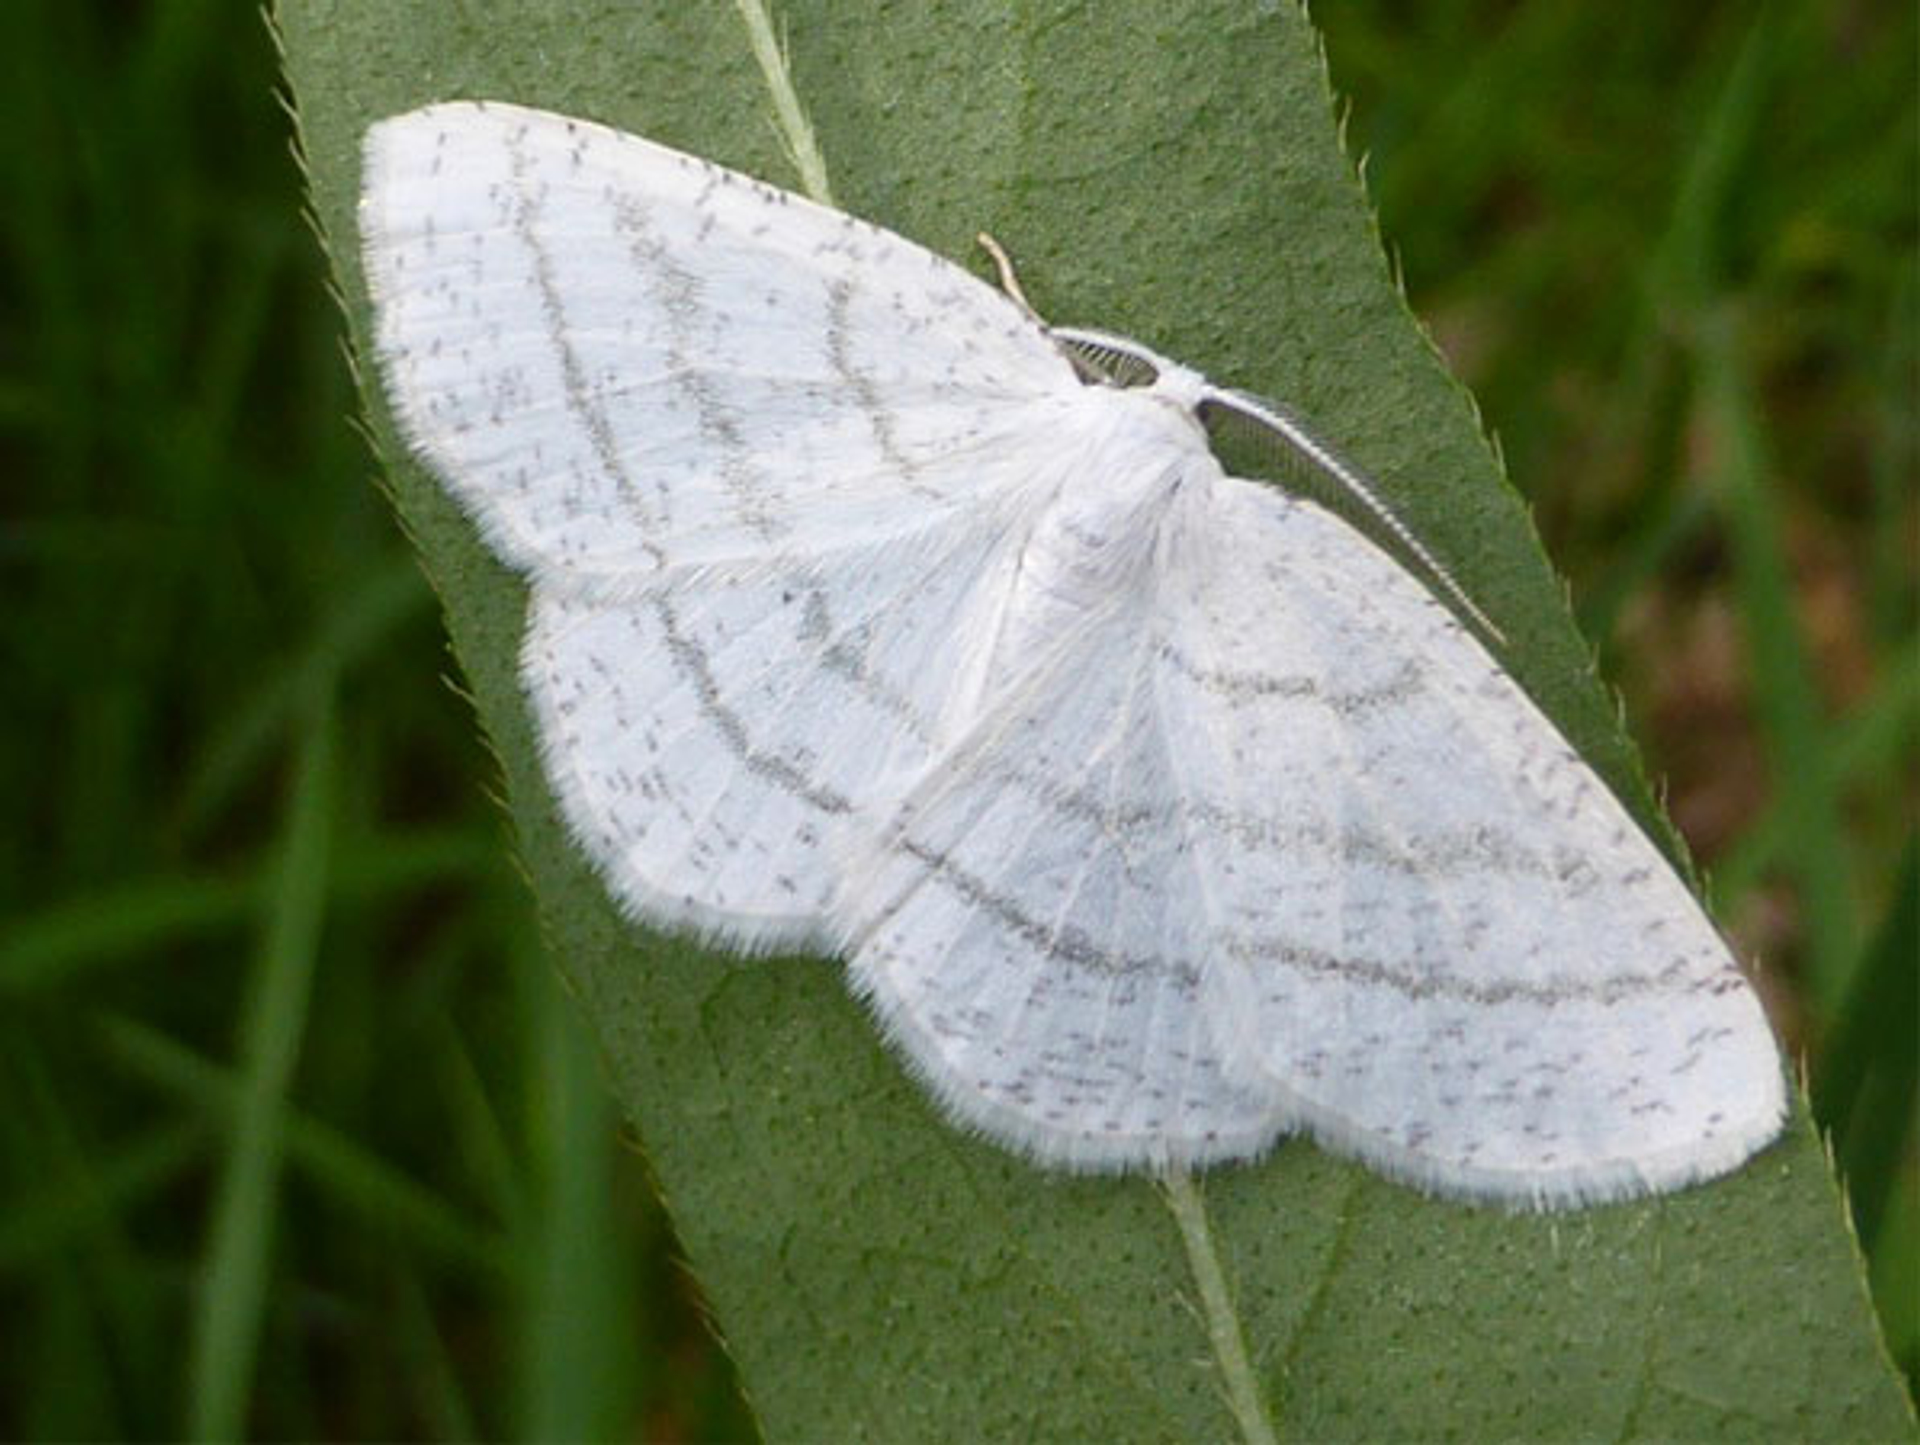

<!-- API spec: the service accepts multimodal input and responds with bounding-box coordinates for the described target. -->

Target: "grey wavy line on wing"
[590,147,794,541]
[883,837,1201,986]
[799,589,936,737]
[877,833,1737,1006]
[505,128,667,546]
[506,136,852,819]
[1215,933,1746,1006]
[647,592,855,816]
[789,584,1566,880]
[823,275,949,504]
[1155,639,1426,714]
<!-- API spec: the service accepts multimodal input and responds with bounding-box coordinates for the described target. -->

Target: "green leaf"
[277,2,1914,1438]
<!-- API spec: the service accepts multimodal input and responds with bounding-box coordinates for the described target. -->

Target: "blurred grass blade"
[171,555,431,840]
[2,875,254,993]
[515,924,638,1444]
[5,1037,167,1430]
[0,1121,205,1272]
[1694,310,1858,1008]
[394,1267,481,1441]
[1812,836,1919,1252]
[423,990,530,1240]
[100,1013,512,1282]
[1657,7,1860,1011]
[1869,265,1917,642]
[1650,10,1780,305]
[1572,9,1783,652]
[1872,1174,1920,1399]
[1709,651,1918,906]
[1575,485,1710,650]
[186,690,337,1443]
[1,826,496,995]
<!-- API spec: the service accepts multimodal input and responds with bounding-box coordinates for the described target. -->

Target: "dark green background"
[4,0,1913,1439]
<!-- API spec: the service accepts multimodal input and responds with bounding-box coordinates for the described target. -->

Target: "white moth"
[360,101,1786,1205]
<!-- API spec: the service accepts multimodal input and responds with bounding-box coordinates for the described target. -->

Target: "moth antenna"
[1207,387,1507,647]
[976,232,1039,321]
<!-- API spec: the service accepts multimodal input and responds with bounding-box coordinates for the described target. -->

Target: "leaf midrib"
[728,7,1274,1437]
